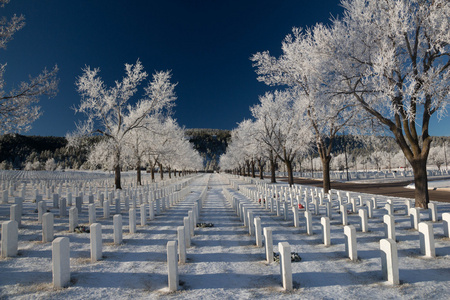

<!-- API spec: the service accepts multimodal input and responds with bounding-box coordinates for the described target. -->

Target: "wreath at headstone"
[74,225,90,233]
[273,252,301,262]
[196,223,214,228]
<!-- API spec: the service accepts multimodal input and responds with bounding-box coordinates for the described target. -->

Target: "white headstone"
[418,222,435,258]
[167,241,179,292]
[69,207,78,232]
[344,225,357,261]
[88,203,96,224]
[177,226,186,264]
[410,207,421,230]
[340,205,348,225]
[254,217,262,247]
[428,203,438,222]
[279,242,293,291]
[292,206,299,228]
[183,217,191,247]
[1,220,18,257]
[113,214,123,245]
[383,214,396,241]
[52,237,70,288]
[264,227,273,263]
[380,238,399,285]
[90,223,102,262]
[443,212,450,237]
[321,217,331,246]
[42,212,54,243]
[359,208,368,232]
[305,210,313,235]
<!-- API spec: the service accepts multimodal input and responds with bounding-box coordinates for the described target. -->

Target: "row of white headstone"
[1,176,198,289]
[223,187,296,290]
[166,182,209,292]
[226,175,450,287]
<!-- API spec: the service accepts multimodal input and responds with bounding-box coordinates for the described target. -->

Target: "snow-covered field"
[1,173,449,299]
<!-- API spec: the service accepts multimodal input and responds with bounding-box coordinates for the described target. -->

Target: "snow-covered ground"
[1,173,449,299]
[407,179,450,191]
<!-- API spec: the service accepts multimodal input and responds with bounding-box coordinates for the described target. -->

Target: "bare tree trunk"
[258,159,264,180]
[251,160,255,178]
[246,161,251,177]
[115,164,122,189]
[150,167,155,182]
[114,151,122,189]
[168,166,172,179]
[159,163,163,180]
[322,157,331,193]
[136,159,142,186]
[285,159,294,186]
[411,158,429,208]
[270,151,276,183]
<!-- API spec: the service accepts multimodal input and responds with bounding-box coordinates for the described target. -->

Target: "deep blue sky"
[2,0,450,137]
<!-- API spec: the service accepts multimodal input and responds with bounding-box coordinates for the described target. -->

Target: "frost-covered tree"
[45,158,57,171]
[0,0,58,133]
[428,146,446,171]
[322,0,450,208]
[252,25,362,192]
[70,60,176,189]
[251,89,313,186]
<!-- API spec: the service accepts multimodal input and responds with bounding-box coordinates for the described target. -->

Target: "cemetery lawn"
[0,173,449,299]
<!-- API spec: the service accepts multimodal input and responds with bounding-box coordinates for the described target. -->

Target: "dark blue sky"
[2,1,449,137]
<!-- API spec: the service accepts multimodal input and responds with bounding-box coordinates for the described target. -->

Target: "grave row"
[1,175,203,290]
[224,174,450,288]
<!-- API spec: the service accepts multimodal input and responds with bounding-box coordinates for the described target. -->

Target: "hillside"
[0,129,231,171]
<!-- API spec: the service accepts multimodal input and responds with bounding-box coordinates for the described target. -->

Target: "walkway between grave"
[180,174,280,296]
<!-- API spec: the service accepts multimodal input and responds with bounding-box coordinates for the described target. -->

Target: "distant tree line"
[0,134,101,170]
[0,128,232,172]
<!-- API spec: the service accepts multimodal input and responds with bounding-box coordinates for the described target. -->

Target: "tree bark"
[115,163,122,189]
[114,150,122,189]
[270,151,276,183]
[168,166,172,179]
[251,160,255,178]
[159,163,164,180]
[321,156,331,193]
[285,159,294,186]
[136,159,142,186]
[411,158,429,208]
[258,159,264,180]
[150,166,155,182]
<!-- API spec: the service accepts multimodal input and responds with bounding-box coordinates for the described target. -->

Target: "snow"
[1,173,450,299]
[407,179,450,191]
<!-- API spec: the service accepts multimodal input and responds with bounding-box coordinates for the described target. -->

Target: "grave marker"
[254,217,262,247]
[321,217,331,246]
[344,225,357,261]
[113,214,123,245]
[167,241,179,292]
[279,242,293,291]
[443,212,450,237]
[52,237,70,288]
[380,238,399,285]
[1,220,18,257]
[177,226,186,264]
[42,212,54,243]
[418,222,435,258]
[264,227,273,263]
[90,223,102,262]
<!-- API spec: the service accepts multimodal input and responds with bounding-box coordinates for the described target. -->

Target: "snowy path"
[177,174,279,298]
